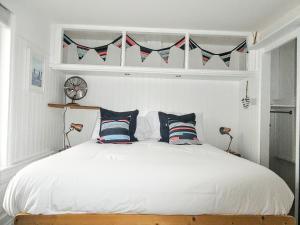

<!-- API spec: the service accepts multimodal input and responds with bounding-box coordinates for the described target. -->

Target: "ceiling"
[6,0,300,31]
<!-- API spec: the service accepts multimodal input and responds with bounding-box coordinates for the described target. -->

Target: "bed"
[3,140,295,225]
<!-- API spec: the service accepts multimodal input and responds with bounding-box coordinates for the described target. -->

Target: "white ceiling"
[7,0,300,31]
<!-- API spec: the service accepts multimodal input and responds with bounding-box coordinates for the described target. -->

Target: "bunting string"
[125,35,185,63]
[189,38,248,67]
[63,34,122,61]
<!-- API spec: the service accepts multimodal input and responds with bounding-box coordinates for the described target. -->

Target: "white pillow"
[195,112,205,144]
[91,113,101,140]
[135,116,152,141]
[145,111,161,140]
[144,111,205,143]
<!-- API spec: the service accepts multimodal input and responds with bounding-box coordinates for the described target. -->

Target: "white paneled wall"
[66,75,240,151]
[7,37,65,164]
[0,35,65,224]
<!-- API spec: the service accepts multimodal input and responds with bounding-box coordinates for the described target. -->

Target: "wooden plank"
[48,103,100,110]
[69,105,100,110]
[14,214,295,225]
[48,103,65,108]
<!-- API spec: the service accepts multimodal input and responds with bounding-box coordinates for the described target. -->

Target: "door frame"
[259,27,300,222]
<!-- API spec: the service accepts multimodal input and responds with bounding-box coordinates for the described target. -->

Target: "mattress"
[3,140,294,216]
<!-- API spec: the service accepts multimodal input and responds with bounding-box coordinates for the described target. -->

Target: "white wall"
[238,77,260,162]
[65,75,242,151]
[0,1,65,224]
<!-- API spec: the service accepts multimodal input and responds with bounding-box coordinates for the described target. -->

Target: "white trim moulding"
[250,16,300,50]
[60,24,252,37]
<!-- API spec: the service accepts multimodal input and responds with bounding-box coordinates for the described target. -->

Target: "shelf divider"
[184,32,190,70]
[121,30,126,67]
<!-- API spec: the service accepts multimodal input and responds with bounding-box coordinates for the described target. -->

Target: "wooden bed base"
[14,214,295,225]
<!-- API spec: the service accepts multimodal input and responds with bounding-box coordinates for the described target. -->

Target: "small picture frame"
[27,47,45,93]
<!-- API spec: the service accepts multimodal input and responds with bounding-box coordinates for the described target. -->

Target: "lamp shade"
[219,127,231,135]
[71,123,83,132]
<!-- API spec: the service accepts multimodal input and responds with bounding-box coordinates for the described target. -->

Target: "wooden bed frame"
[14,214,295,225]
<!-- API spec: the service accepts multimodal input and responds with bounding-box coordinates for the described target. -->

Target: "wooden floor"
[14,214,295,225]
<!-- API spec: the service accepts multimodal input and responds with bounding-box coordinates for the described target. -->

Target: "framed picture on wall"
[27,47,46,93]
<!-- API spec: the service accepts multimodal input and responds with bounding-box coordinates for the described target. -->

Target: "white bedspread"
[3,141,293,216]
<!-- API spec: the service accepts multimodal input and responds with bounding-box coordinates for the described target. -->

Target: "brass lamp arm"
[226,134,233,152]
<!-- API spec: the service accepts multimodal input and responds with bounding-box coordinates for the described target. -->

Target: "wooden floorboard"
[14,214,295,225]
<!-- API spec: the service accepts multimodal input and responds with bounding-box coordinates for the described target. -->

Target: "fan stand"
[66,99,80,107]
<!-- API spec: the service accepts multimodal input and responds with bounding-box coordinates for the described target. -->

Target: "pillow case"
[100,107,139,141]
[144,111,161,140]
[158,112,196,143]
[168,119,200,145]
[91,114,101,140]
[98,117,131,144]
[135,116,152,141]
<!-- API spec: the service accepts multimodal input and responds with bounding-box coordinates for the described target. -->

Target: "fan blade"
[76,90,83,98]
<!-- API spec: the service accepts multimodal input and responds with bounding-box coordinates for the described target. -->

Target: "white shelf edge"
[50,64,257,80]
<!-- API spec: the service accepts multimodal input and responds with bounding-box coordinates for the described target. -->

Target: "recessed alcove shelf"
[50,24,256,80]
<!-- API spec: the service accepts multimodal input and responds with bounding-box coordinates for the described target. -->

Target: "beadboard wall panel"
[7,37,65,164]
[0,37,64,225]
[66,75,240,151]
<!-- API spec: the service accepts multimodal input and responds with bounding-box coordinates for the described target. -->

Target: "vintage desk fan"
[64,76,88,106]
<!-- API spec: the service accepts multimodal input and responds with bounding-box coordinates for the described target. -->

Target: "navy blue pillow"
[98,117,131,144]
[100,107,139,142]
[158,112,196,143]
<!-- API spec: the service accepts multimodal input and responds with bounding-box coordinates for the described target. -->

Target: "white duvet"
[3,141,294,216]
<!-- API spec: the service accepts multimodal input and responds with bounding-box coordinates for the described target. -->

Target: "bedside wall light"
[65,123,83,149]
[219,127,233,152]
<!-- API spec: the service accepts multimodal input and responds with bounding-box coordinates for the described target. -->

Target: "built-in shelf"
[50,64,256,81]
[48,103,99,110]
[50,24,254,81]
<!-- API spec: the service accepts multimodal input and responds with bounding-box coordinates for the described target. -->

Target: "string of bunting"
[63,33,247,66]
[189,38,248,67]
[125,35,185,63]
[63,34,122,61]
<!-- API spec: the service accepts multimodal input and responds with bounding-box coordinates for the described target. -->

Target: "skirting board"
[14,214,295,225]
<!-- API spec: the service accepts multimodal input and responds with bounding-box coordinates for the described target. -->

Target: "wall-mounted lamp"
[65,123,83,149]
[219,127,233,152]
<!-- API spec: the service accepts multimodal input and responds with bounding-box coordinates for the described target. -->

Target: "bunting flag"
[158,48,171,63]
[63,35,122,61]
[189,39,197,50]
[63,35,73,48]
[126,36,137,48]
[236,41,248,53]
[189,38,248,67]
[77,45,90,60]
[140,46,152,62]
[175,37,185,50]
[112,36,122,48]
[219,51,232,67]
[95,45,109,61]
[201,49,214,65]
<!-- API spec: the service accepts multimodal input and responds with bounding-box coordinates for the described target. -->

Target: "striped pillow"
[168,119,200,145]
[98,117,131,144]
